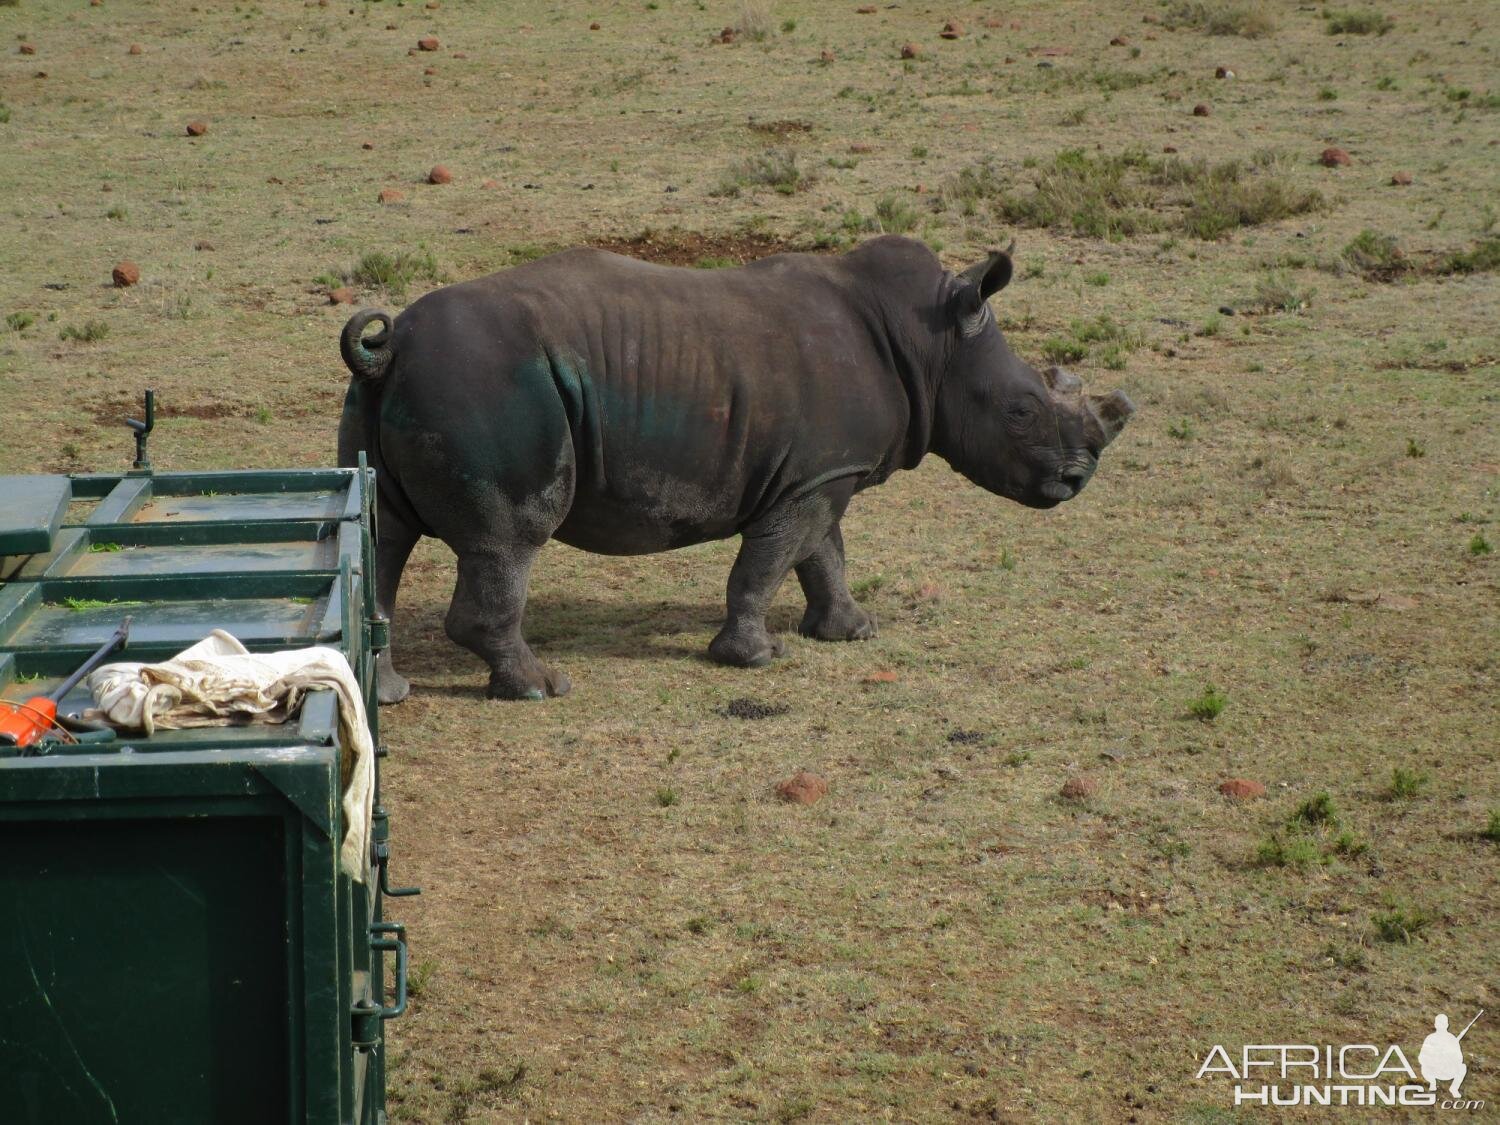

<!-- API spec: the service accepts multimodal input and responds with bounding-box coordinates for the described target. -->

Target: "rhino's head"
[932,248,1134,509]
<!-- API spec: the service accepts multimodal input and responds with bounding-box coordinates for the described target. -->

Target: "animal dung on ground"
[1321,147,1352,167]
[427,165,452,185]
[1192,103,1211,117]
[1060,775,1097,801]
[127,43,143,55]
[900,43,920,59]
[328,287,355,305]
[776,770,829,806]
[720,697,789,720]
[18,43,36,56]
[186,121,208,136]
[416,36,439,52]
[1219,778,1266,799]
[1390,170,1413,185]
[940,21,964,39]
[111,260,140,287]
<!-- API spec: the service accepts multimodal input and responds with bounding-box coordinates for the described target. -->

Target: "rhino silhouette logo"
[1419,1011,1482,1098]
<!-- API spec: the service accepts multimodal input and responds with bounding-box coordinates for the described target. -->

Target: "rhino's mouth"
[1038,458,1096,503]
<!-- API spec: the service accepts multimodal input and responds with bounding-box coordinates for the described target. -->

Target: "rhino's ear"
[1089,389,1136,446]
[958,243,1015,302]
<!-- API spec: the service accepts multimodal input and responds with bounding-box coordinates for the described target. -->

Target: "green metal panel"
[0,462,408,1125]
[0,475,70,555]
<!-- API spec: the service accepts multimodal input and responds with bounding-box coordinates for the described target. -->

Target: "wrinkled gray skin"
[338,236,1133,702]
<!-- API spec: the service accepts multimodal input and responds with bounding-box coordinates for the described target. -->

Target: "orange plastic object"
[0,697,60,748]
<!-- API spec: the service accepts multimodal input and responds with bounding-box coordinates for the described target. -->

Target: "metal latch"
[354,920,410,1050]
[371,805,421,898]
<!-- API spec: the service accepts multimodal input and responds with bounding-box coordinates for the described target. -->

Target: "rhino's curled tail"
[341,309,395,381]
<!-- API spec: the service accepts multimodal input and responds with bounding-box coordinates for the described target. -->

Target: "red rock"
[1110,35,1130,46]
[1060,775,1097,801]
[377,187,406,203]
[361,141,374,150]
[776,770,829,805]
[819,49,835,62]
[480,178,499,189]
[416,36,439,51]
[589,21,600,30]
[328,287,355,305]
[127,43,143,55]
[862,670,899,684]
[1390,170,1412,186]
[1321,146,1352,167]
[940,20,964,39]
[1219,778,1266,800]
[900,42,919,59]
[186,120,208,136]
[427,164,452,184]
[1192,103,1210,117]
[111,260,140,287]
[18,43,36,56]
[194,240,214,251]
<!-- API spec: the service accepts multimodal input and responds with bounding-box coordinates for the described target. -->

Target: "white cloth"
[85,630,375,882]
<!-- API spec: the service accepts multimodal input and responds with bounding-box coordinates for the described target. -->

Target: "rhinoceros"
[338,235,1133,702]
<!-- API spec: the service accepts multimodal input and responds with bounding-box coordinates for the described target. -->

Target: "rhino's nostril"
[1060,467,1089,489]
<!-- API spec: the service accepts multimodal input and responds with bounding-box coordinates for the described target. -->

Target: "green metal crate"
[0,464,414,1125]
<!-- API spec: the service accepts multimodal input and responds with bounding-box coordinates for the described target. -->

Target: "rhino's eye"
[1006,401,1036,422]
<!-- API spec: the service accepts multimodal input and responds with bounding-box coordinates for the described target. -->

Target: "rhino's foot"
[708,624,785,668]
[377,668,411,706]
[799,602,876,643]
[486,656,571,701]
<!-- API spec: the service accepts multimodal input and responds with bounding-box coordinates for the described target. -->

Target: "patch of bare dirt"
[87,395,249,424]
[586,229,813,267]
[747,118,812,137]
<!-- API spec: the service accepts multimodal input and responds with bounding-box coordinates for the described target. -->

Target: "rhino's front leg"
[446,547,570,700]
[709,486,850,667]
[795,524,876,642]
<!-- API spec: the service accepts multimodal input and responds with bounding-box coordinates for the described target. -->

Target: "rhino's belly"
[553,473,744,556]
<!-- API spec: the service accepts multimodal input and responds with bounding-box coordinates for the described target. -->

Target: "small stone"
[361,141,374,150]
[1192,103,1210,117]
[386,23,398,30]
[1390,170,1413,185]
[127,43,143,55]
[416,36,439,51]
[1060,775,1097,801]
[1215,65,1234,79]
[940,20,964,39]
[1110,35,1129,46]
[589,21,601,30]
[378,187,406,203]
[1219,778,1266,800]
[427,164,452,184]
[776,770,829,806]
[194,239,214,251]
[1321,146,1352,167]
[186,120,208,136]
[18,43,36,56]
[111,260,140,287]
[328,287,355,305]
[900,43,919,59]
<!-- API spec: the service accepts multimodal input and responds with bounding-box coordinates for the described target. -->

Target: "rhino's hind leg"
[446,547,570,700]
[709,485,852,668]
[373,503,421,705]
[795,524,876,642]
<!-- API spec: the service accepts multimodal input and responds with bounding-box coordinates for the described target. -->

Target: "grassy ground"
[2,1,1497,1120]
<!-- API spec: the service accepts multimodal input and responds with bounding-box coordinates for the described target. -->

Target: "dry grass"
[1,1,1497,1121]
